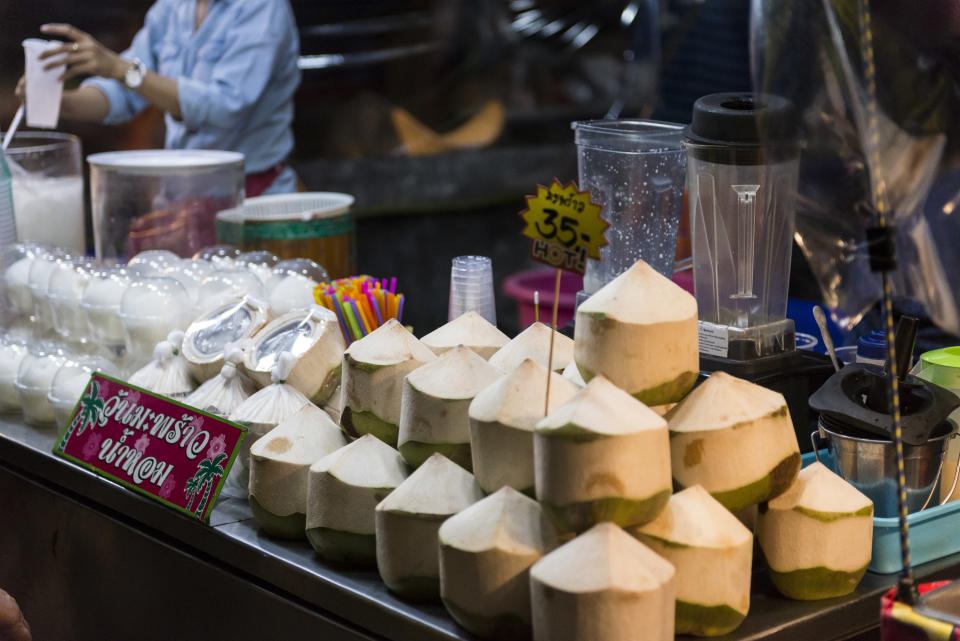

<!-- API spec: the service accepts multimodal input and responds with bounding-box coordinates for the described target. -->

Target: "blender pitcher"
[685,93,800,363]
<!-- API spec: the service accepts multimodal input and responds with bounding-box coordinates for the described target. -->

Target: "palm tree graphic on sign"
[58,380,104,452]
[185,452,228,515]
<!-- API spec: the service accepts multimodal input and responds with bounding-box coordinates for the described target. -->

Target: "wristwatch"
[123,58,147,90]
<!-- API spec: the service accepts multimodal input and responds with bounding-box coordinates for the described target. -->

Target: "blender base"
[700,349,836,453]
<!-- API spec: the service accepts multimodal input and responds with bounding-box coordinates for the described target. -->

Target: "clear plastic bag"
[750,0,960,333]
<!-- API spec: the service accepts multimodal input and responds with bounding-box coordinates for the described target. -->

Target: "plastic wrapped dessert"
[183,295,271,381]
[3,241,47,321]
[194,268,265,314]
[340,318,437,446]
[397,345,503,470]
[267,258,329,316]
[245,306,344,404]
[48,355,120,429]
[80,265,135,353]
[0,335,30,413]
[15,342,69,426]
[127,330,197,399]
[118,276,193,363]
[184,345,257,417]
[375,453,484,600]
[249,404,347,539]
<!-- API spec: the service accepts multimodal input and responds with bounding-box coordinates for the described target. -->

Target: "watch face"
[125,62,144,89]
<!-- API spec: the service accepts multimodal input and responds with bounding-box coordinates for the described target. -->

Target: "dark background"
[0,0,754,335]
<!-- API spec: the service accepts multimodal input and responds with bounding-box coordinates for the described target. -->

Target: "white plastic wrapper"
[184,345,257,417]
[751,0,960,333]
[127,330,197,399]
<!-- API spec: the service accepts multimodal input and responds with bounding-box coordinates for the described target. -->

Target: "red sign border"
[52,372,247,523]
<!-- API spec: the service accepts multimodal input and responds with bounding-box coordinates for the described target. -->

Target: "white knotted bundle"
[184,342,258,417]
[128,330,196,398]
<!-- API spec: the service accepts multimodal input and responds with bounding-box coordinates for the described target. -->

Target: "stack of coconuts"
[239,259,875,640]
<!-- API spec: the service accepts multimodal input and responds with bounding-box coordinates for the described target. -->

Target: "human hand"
[14,76,25,103]
[38,23,127,83]
[0,589,31,641]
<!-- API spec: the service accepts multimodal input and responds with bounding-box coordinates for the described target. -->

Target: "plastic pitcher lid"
[857,330,887,361]
[685,93,798,148]
[87,150,244,175]
[921,346,960,389]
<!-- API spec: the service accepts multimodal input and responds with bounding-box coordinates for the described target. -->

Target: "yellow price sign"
[519,179,608,275]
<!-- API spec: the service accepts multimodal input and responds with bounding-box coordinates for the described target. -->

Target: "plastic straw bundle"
[313,276,405,344]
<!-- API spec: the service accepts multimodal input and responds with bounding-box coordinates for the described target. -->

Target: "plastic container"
[27,248,71,333]
[857,330,888,368]
[0,152,15,327]
[80,265,134,350]
[118,276,193,362]
[915,346,960,503]
[448,255,496,325]
[4,132,84,253]
[685,94,800,359]
[236,250,279,284]
[88,150,244,261]
[47,259,93,343]
[267,258,329,316]
[48,355,119,429]
[128,249,181,276]
[194,268,265,313]
[162,258,216,304]
[0,335,29,413]
[503,269,583,329]
[3,241,47,320]
[15,343,68,426]
[572,119,686,293]
[215,192,355,279]
[802,450,960,574]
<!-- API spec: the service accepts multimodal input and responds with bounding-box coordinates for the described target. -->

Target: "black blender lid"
[685,93,799,147]
[809,363,960,445]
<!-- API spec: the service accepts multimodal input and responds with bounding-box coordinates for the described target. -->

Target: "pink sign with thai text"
[53,373,246,522]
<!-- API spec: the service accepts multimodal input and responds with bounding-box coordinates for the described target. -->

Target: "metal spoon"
[814,306,840,372]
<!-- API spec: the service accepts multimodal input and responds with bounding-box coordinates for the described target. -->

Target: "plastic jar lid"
[920,346,960,389]
[857,330,888,362]
[118,276,191,321]
[48,356,119,405]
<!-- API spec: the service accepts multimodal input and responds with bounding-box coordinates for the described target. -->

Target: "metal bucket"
[812,420,957,517]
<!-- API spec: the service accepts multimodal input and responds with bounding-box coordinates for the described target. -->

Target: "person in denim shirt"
[20,0,301,196]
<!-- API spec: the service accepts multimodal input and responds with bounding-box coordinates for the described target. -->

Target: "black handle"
[887,315,919,381]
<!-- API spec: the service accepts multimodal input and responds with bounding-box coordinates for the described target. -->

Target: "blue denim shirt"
[83,0,300,179]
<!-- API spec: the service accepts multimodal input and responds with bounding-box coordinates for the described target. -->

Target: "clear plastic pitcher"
[685,94,799,357]
[3,132,84,253]
[572,120,686,295]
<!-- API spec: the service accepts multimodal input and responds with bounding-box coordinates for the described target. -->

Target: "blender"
[685,93,835,445]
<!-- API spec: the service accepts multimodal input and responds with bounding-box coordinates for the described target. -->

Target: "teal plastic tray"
[801,451,960,574]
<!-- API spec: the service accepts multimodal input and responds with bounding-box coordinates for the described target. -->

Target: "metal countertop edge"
[3,418,960,641]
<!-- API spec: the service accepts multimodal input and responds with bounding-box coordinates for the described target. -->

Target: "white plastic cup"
[22,39,65,129]
[448,255,496,325]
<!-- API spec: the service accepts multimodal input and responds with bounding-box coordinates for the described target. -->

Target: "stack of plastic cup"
[448,255,496,325]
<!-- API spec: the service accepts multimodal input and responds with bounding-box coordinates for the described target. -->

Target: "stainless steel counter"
[2,416,959,640]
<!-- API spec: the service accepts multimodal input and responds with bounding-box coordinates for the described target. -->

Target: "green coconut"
[530,522,675,641]
[375,453,484,600]
[305,434,409,565]
[397,345,503,469]
[438,487,558,640]
[468,359,579,494]
[574,258,698,405]
[249,404,347,539]
[488,322,574,373]
[633,485,753,636]
[535,375,672,533]
[420,311,510,360]
[666,371,801,511]
[341,318,437,446]
[756,462,874,600]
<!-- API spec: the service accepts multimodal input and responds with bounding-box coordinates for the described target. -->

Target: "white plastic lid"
[271,258,329,284]
[47,260,91,303]
[16,350,68,391]
[119,276,191,321]
[128,250,181,276]
[48,355,119,405]
[81,265,133,311]
[87,149,244,175]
